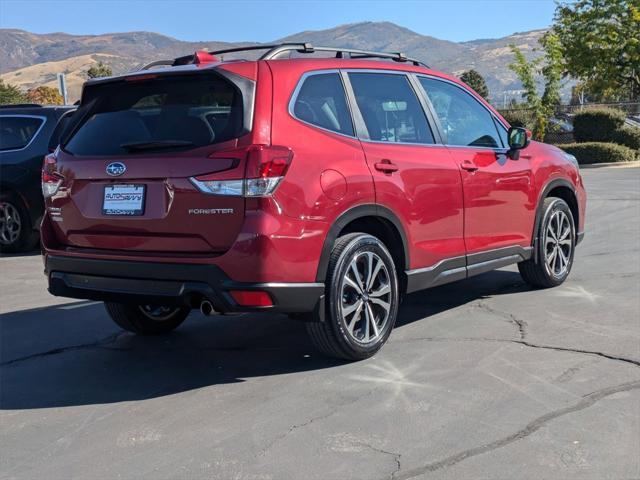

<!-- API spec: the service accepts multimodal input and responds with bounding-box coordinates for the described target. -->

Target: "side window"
[0,116,44,151]
[292,73,354,136]
[419,77,501,148]
[348,73,434,144]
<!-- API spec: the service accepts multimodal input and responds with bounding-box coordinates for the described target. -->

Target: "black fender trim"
[315,204,410,282]
[532,178,578,261]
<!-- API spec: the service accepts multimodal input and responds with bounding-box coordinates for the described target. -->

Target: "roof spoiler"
[140,50,218,71]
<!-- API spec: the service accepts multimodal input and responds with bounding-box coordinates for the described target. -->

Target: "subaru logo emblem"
[106,162,126,177]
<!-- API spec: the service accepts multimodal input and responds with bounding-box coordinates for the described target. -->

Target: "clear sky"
[0,0,557,43]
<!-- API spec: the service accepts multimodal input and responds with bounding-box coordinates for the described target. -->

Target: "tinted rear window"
[65,74,243,156]
[0,116,44,151]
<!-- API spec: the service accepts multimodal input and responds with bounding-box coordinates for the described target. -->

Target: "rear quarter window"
[0,116,45,152]
[291,72,354,136]
[64,74,243,156]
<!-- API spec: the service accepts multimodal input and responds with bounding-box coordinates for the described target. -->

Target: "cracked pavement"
[1,166,639,480]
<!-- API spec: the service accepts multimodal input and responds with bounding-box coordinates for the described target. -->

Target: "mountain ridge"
[0,22,558,104]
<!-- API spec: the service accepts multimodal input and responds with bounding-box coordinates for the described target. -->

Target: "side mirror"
[507,127,530,159]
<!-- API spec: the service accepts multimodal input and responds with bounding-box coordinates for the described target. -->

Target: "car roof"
[87,43,441,85]
[79,43,505,123]
[0,105,76,116]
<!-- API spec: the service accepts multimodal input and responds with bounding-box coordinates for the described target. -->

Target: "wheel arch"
[532,177,579,260]
[0,183,34,227]
[315,204,410,284]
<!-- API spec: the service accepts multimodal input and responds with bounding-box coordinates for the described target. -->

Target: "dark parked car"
[0,104,75,252]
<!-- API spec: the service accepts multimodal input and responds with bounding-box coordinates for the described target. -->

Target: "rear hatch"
[48,68,255,254]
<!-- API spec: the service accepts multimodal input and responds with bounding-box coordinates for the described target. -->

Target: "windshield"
[64,74,243,156]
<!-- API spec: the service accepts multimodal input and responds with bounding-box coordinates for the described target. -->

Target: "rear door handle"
[460,160,479,172]
[374,159,399,174]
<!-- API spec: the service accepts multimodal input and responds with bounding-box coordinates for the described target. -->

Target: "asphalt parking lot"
[1,166,638,480]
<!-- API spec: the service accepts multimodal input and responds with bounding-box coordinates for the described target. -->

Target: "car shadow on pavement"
[0,249,40,259]
[0,270,529,410]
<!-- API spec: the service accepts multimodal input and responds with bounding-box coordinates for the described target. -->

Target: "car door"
[344,71,466,288]
[417,76,534,258]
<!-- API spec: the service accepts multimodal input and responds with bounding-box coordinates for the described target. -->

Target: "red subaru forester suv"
[42,44,586,360]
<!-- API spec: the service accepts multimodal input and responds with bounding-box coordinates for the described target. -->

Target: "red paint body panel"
[42,57,587,303]
[359,141,465,268]
[267,61,375,225]
[447,147,534,253]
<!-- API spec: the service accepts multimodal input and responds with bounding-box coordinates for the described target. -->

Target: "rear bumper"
[45,255,325,316]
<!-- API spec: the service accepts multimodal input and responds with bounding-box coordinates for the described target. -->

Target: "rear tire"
[306,233,400,361]
[104,302,190,335]
[518,197,576,288]
[0,192,39,253]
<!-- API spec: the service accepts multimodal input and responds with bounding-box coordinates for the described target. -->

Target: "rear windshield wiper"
[120,140,194,152]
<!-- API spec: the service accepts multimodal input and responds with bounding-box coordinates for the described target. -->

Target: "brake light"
[125,74,158,82]
[42,152,63,198]
[229,290,273,307]
[190,145,293,197]
[245,145,293,196]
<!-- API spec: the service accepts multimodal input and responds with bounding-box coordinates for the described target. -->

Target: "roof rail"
[140,59,175,71]
[256,43,428,67]
[139,43,429,71]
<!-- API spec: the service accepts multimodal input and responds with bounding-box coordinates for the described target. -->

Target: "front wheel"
[104,302,190,335]
[306,233,400,360]
[518,197,576,288]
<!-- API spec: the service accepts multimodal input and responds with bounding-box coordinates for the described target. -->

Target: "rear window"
[64,74,243,156]
[0,116,44,151]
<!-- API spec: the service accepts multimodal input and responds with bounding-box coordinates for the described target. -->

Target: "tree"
[459,70,489,100]
[553,0,640,101]
[26,86,64,105]
[86,61,113,79]
[0,80,28,105]
[508,33,564,140]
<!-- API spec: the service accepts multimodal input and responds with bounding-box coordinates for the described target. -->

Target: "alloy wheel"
[138,304,180,321]
[544,209,572,277]
[340,251,392,344]
[0,202,21,246]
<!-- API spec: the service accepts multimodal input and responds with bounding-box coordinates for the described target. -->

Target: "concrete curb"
[580,161,640,169]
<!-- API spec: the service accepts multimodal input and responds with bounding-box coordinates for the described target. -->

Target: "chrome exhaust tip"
[200,300,215,316]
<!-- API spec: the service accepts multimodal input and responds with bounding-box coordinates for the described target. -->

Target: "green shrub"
[498,109,536,130]
[572,108,626,142]
[559,142,637,165]
[612,126,640,151]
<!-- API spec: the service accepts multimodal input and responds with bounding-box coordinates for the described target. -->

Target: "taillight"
[190,145,293,197]
[42,152,63,198]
